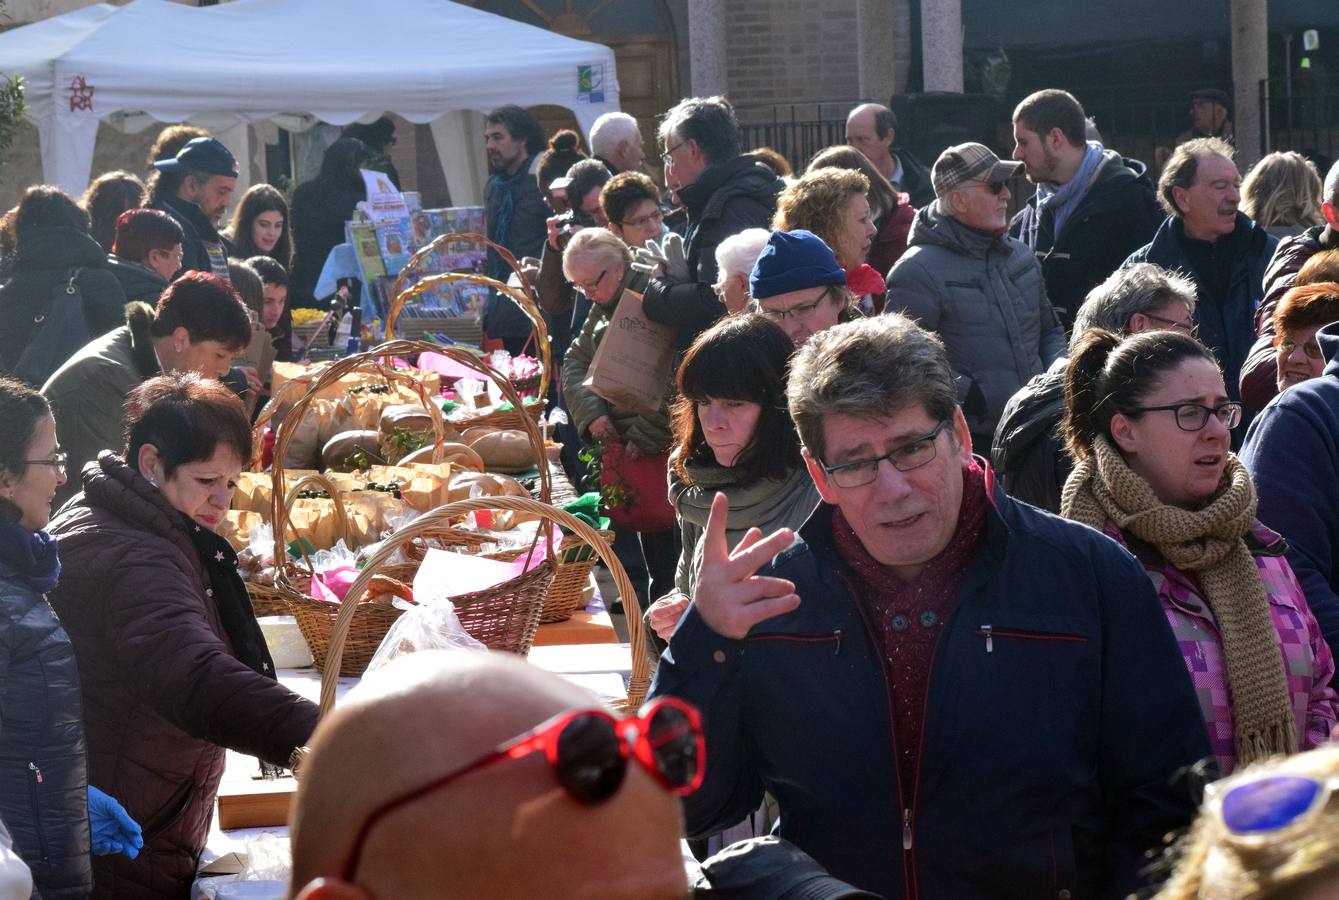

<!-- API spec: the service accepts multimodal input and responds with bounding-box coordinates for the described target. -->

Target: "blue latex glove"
[87,786,143,859]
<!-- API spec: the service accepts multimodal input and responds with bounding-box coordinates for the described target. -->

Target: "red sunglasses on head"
[340,695,705,880]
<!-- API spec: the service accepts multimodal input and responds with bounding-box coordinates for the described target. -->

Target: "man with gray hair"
[992,263,1199,511]
[1124,137,1277,432]
[885,142,1064,451]
[649,313,1209,898]
[588,111,645,175]
[643,96,784,349]
[1239,157,1339,412]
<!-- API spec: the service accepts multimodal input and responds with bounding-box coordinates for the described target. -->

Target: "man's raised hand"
[692,493,800,640]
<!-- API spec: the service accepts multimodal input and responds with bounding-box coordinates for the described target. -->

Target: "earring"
[147,476,157,488]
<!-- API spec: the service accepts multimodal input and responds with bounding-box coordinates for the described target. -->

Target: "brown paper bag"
[583,289,676,415]
[287,499,341,550]
[218,510,264,552]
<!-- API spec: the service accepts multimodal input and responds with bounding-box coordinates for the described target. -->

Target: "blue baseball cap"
[153,136,238,178]
[749,229,847,301]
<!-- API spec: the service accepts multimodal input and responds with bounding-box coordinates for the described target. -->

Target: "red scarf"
[844,263,887,297]
[832,461,989,795]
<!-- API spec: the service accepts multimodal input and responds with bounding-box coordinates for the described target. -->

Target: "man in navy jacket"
[1241,319,1339,674]
[650,315,1211,899]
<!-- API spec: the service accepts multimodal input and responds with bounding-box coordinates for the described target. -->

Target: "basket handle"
[384,231,550,401]
[278,473,352,572]
[317,496,648,718]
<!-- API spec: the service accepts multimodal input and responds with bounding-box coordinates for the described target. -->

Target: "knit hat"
[931,142,1022,197]
[749,230,846,300]
[152,137,238,178]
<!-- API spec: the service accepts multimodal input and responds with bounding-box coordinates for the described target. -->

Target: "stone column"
[921,0,964,93]
[688,0,728,98]
[1231,0,1268,167]
[857,0,898,102]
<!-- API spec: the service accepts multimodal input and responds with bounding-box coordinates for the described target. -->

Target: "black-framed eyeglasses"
[820,420,948,488]
[1143,312,1198,336]
[660,141,685,164]
[754,287,835,323]
[574,268,608,296]
[1124,401,1243,432]
[22,450,67,477]
[1277,335,1324,360]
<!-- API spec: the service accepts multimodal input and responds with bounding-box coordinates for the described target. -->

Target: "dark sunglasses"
[1209,771,1339,842]
[340,696,705,880]
[981,179,1007,195]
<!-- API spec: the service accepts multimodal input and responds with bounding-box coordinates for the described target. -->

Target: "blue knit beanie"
[749,230,847,300]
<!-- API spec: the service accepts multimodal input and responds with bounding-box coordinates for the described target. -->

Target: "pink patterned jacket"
[1103,519,1338,775]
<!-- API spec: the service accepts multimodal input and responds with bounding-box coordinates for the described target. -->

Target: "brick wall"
[723,0,861,114]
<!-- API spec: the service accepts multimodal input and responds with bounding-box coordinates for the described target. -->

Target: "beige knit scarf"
[1060,436,1296,767]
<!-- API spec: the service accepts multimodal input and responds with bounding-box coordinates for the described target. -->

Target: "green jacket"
[42,303,160,506]
[561,289,674,455]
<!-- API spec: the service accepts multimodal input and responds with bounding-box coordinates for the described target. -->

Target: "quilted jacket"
[1103,519,1338,774]
[47,454,317,898]
[0,540,91,898]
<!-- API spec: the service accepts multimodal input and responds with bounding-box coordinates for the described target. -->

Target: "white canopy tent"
[6,0,620,204]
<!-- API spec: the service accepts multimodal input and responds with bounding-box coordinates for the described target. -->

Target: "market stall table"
[194,634,647,897]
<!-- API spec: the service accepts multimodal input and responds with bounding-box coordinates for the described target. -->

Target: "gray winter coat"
[884,206,1064,440]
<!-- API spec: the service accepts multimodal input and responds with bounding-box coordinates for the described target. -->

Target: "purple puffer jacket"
[47,453,317,898]
[1104,519,1338,774]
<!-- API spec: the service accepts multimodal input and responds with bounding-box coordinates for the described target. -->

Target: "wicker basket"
[243,472,350,618]
[386,232,551,401]
[315,495,651,720]
[289,497,558,677]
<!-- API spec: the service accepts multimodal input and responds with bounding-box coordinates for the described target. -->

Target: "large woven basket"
[315,495,651,721]
[284,504,558,677]
[266,341,554,674]
[244,472,349,618]
[386,231,551,424]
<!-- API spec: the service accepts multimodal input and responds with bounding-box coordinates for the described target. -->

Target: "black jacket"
[893,148,935,209]
[1241,320,1339,672]
[104,255,168,307]
[1010,153,1163,330]
[0,546,92,898]
[651,479,1211,899]
[1124,213,1277,412]
[482,157,551,341]
[643,155,783,350]
[991,360,1069,513]
[0,226,127,386]
[150,194,229,283]
[289,177,366,308]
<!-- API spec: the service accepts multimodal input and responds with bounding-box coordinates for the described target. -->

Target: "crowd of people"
[2,84,1339,899]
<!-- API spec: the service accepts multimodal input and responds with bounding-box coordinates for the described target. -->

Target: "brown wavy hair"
[772,167,870,268]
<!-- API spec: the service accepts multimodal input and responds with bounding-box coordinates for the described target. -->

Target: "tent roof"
[9,0,618,126]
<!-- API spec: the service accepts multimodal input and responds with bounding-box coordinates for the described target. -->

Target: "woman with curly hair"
[772,166,883,303]
[808,144,915,282]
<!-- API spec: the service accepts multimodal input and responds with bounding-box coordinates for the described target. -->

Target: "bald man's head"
[846,103,896,177]
[289,651,686,900]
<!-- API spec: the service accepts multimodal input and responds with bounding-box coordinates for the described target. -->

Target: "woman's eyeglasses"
[621,209,665,230]
[1277,336,1324,360]
[340,696,705,880]
[574,269,608,296]
[1124,401,1244,432]
[1207,771,1339,843]
[22,450,67,477]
